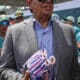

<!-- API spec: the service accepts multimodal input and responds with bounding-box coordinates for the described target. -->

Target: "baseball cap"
[0,15,9,26]
[66,16,75,23]
[15,10,23,17]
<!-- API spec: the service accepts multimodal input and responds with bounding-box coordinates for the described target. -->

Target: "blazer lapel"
[23,18,39,53]
[52,21,61,79]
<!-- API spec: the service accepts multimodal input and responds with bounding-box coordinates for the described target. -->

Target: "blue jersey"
[74,26,80,35]
[74,26,80,42]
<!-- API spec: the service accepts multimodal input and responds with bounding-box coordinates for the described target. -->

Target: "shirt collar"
[33,17,53,30]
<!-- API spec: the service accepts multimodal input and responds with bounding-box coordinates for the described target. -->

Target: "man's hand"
[22,70,30,80]
[41,70,50,80]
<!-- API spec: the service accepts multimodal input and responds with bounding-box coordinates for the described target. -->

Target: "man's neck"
[35,16,51,28]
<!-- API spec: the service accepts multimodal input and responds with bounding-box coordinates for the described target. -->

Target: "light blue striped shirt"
[34,20,54,80]
[34,20,54,58]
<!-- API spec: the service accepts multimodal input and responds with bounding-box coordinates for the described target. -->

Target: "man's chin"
[44,11,52,15]
[43,13,51,17]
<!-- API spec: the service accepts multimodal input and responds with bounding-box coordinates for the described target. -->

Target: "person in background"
[0,15,9,54]
[9,17,15,25]
[64,16,80,63]
[64,16,75,25]
[64,16,79,37]
[76,16,80,63]
[51,13,60,22]
[65,16,80,34]
[77,16,80,28]
[15,10,24,23]
[0,0,80,80]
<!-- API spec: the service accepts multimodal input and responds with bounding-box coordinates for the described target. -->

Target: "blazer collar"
[52,20,61,78]
[23,18,39,52]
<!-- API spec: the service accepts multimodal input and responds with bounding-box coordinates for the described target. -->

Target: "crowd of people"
[0,10,25,52]
[64,16,80,57]
[0,0,80,79]
[52,14,80,58]
[1,11,80,58]
[63,15,80,63]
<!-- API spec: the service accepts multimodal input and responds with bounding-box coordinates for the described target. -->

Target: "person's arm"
[71,29,80,80]
[0,27,24,80]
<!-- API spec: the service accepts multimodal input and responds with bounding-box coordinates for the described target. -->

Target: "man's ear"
[26,0,32,6]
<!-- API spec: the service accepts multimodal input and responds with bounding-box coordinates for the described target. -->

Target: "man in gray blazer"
[0,0,80,80]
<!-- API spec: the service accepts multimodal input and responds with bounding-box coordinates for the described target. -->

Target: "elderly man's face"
[28,0,54,18]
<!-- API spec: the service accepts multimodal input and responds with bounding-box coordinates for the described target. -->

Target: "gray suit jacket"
[0,18,80,80]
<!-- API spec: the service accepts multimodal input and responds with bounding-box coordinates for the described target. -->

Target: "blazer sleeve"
[0,27,23,80]
[71,28,80,80]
